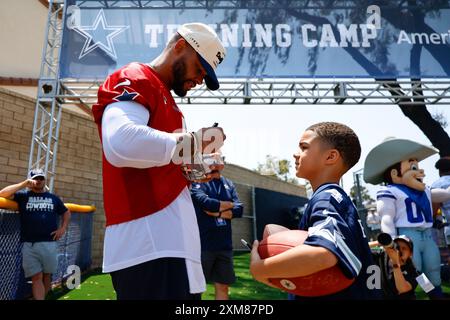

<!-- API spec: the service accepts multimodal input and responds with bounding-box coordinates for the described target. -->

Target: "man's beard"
[172,59,188,97]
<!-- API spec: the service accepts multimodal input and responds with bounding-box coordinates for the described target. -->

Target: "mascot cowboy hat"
[364,137,438,185]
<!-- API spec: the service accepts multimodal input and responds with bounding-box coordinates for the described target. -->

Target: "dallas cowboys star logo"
[73,9,129,60]
[113,89,139,102]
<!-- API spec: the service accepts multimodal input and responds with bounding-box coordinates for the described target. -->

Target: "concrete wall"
[222,164,306,198]
[221,164,306,250]
[0,87,38,101]
[0,0,46,79]
[0,87,307,267]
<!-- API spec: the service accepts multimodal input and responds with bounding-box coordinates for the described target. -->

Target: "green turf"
[415,281,450,300]
[51,252,285,300]
[50,270,116,300]
[50,252,449,300]
[204,252,286,300]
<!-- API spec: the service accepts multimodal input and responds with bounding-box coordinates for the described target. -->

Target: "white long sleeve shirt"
[101,101,205,294]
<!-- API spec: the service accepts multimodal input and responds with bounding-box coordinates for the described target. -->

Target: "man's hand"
[205,210,220,217]
[204,210,233,219]
[203,202,234,218]
[51,227,66,241]
[219,201,234,212]
[23,179,37,189]
[0,179,38,199]
[190,173,214,183]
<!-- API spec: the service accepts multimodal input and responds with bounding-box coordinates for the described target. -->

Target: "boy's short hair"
[306,122,361,172]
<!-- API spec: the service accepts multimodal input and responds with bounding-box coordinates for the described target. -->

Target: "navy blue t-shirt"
[13,190,68,242]
[191,177,243,251]
[295,183,381,300]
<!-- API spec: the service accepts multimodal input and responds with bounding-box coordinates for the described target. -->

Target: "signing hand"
[190,174,214,183]
[219,201,234,212]
[193,126,226,154]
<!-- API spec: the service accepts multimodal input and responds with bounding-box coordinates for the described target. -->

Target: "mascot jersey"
[376,184,433,229]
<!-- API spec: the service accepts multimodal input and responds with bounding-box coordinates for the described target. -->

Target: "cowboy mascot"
[364,138,450,299]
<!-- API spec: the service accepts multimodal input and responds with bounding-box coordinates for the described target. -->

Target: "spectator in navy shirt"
[191,160,243,300]
[0,169,70,300]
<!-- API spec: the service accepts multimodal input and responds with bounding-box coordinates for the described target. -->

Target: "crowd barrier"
[0,199,95,300]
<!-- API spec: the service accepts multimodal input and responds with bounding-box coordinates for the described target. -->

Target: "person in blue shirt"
[250,122,381,299]
[190,160,243,300]
[0,169,70,300]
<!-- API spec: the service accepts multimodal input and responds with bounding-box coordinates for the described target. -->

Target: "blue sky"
[180,104,450,199]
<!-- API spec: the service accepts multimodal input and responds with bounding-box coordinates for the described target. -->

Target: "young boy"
[250,122,380,299]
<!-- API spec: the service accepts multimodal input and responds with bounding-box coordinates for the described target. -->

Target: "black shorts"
[110,257,201,300]
[201,251,236,285]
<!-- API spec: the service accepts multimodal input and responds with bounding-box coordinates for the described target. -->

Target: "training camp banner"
[59,0,450,79]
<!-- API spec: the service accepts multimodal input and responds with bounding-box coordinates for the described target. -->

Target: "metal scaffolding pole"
[28,0,66,192]
[59,78,450,106]
[353,168,371,238]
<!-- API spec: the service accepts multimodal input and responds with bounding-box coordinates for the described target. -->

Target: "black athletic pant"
[110,257,201,300]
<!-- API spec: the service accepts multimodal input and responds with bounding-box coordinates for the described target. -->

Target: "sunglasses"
[32,176,45,181]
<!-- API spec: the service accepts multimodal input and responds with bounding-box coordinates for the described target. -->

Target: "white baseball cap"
[177,23,226,90]
[28,168,46,180]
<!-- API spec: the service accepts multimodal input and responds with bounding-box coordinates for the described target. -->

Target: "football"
[258,224,355,297]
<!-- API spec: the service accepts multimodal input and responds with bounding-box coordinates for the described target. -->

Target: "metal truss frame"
[60,77,450,106]
[29,0,66,191]
[32,0,450,192]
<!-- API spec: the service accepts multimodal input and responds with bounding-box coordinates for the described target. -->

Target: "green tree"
[277,159,290,181]
[350,184,375,206]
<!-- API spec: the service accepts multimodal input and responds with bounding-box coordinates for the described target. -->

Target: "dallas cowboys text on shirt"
[26,196,54,211]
